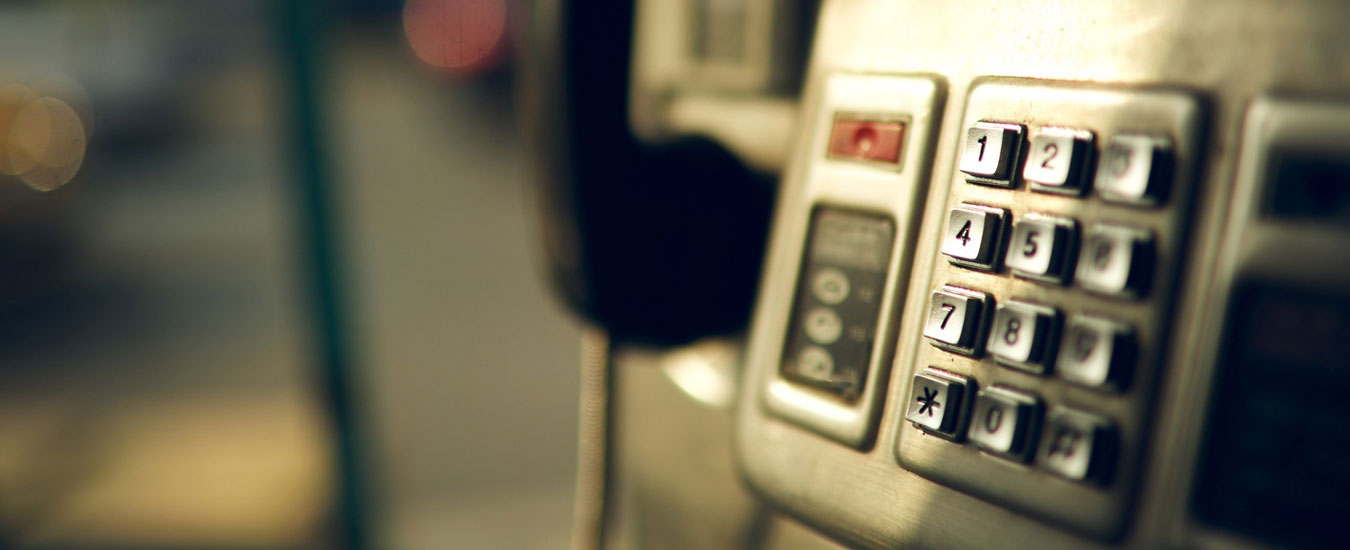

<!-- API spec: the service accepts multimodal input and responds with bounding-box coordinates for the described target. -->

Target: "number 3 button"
[986,300,1061,375]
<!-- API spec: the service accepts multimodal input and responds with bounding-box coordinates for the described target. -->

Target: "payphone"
[527,1,1350,548]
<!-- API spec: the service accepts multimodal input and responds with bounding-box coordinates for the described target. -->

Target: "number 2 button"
[1023,127,1094,196]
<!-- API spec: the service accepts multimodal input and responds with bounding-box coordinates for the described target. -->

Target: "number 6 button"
[1023,127,1094,195]
[1005,214,1078,284]
[1076,225,1154,298]
[986,300,1061,375]
[924,285,991,356]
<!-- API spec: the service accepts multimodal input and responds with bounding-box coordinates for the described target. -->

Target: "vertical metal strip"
[572,329,615,550]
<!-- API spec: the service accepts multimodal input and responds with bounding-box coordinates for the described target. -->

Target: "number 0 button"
[924,285,990,356]
[960,122,1024,186]
[1005,214,1078,284]
[941,204,1007,270]
[986,300,1061,375]
[1024,127,1094,195]
[968,385,1042,462]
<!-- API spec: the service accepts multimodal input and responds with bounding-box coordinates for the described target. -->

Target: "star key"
[905,368,972,440]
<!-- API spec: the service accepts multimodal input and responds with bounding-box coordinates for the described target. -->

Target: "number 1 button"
[924,285,990,356]
[941,204,1007,270]
[960,122,1024,186]
[1024,127,1094,195]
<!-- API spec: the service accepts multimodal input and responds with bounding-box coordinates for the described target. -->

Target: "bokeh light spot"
[403,0,507,73]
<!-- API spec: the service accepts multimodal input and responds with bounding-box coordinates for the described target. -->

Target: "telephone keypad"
[923,285,990,355]
[897,82,1201,538]
[960,122,1024,186]
[1095,134,1173,206]
[968,385,1042,462]
[986,300,1061,374]
[1076,225,1154,298]
[905,368,972,440]
[1057,315,1134,391]
[1005,214,1078,284]
[941,203,1007,269]
[1038,407,1117,484]
[1024,127,1095,195]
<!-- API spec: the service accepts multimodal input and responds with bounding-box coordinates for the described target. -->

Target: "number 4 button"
[941,204,1007,271]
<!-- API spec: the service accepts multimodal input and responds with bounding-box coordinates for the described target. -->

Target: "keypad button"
[905,368,971,440]
[803,307,843,345]
[968,385,1042,462]
[1024,127,1095,195]
[941,204,1007,270]
[1005,214,1078,284]
[1057,316,1134,391]
[796,346,836,383]
[1076,225,1154,298]
[986,300,1061,374]
[811,267,851,304]
[924,285,990,355]
[1038,407,1117,485]
[1095,134,1172,206]
[960,122,1024,186]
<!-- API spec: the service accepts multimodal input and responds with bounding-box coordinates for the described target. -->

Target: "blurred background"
[0,0,581,548]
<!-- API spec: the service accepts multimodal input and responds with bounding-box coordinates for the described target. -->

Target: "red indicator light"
[828,117,906,164]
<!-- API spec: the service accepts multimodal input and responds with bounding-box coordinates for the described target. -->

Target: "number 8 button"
[986,300,1061,375]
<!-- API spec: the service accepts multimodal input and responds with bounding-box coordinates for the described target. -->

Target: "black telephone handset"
[523,0,774,346]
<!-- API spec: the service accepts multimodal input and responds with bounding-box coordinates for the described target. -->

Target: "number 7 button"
[923,285,991,356]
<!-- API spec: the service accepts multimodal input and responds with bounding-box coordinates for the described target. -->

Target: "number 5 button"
[986,300,1061,375]
[1023,127,1094,196]
[924,285,990,356]
[1005,214,1078,284]
[941,204,1007,270]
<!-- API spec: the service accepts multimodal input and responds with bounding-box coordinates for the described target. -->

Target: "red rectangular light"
[827,117,906,164]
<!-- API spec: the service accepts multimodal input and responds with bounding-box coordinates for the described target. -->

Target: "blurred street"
[0,5,580,548]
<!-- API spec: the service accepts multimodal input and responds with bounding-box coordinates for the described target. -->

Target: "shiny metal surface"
[735,1,1350,548]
